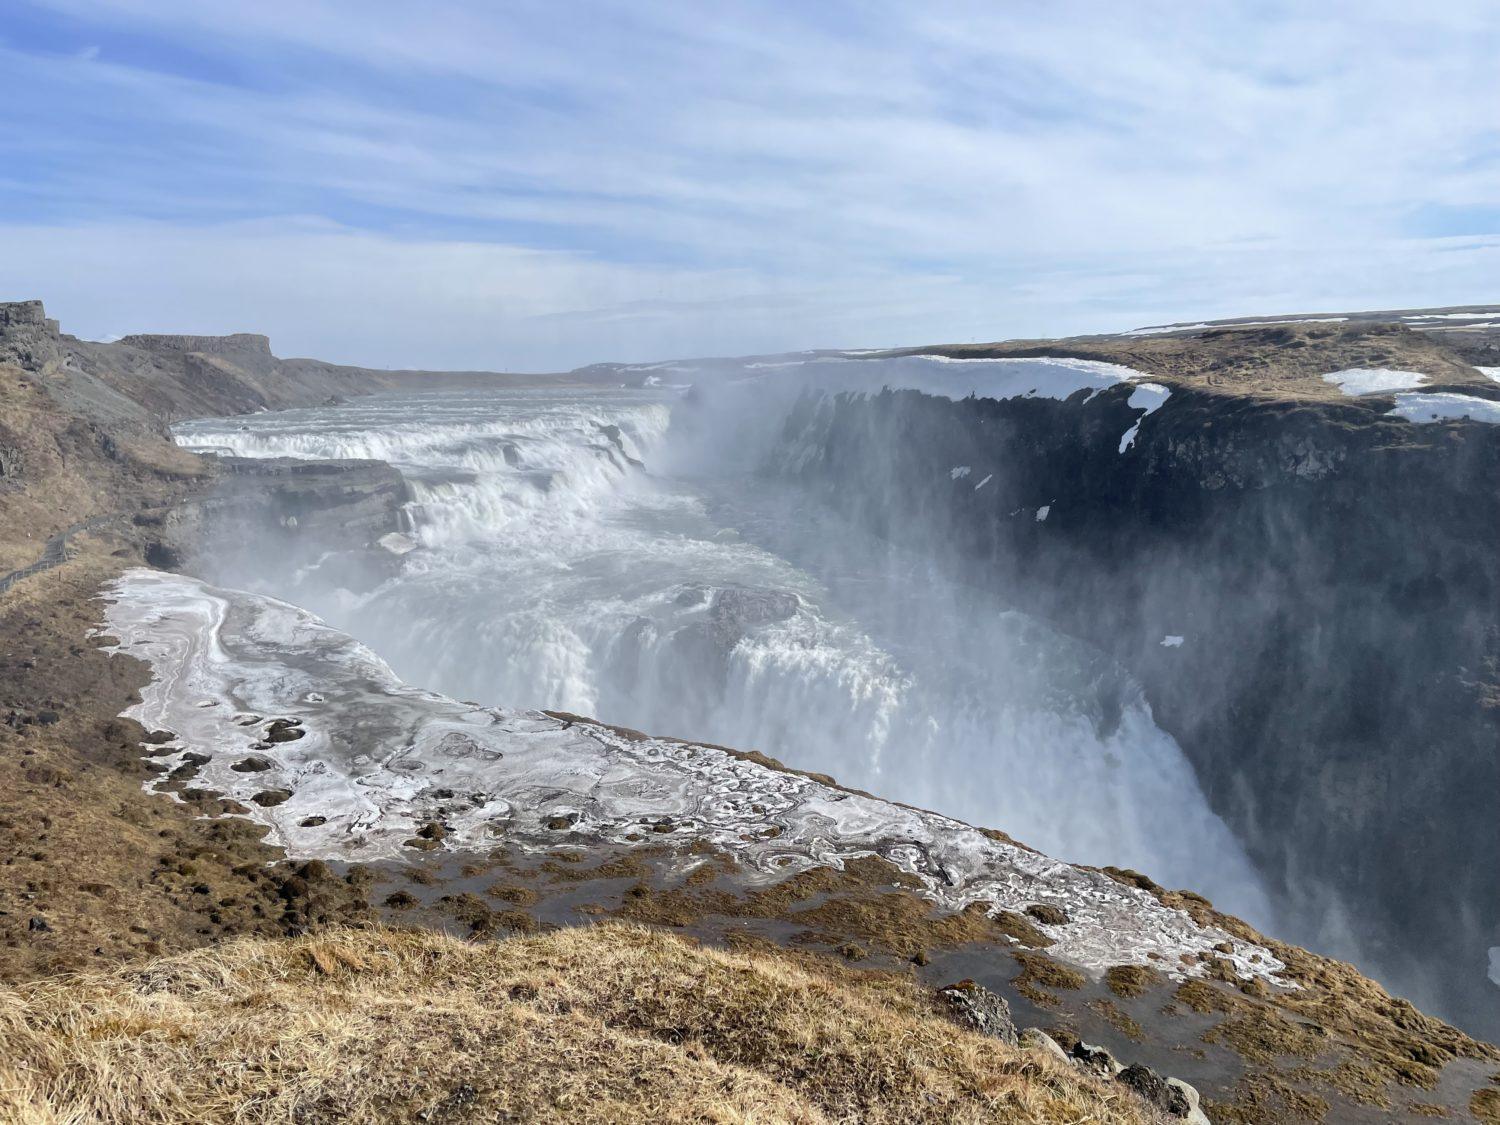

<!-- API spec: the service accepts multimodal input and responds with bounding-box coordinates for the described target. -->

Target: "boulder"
[936,979,1018,1045]
[708,587,800,652]
[1070,1040,1123,1078]
[1019,1027,1070,1065]
[1118,1063,1196,1118]
[1166,1077,1211,1124]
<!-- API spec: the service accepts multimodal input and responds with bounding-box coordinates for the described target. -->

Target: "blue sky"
[2,1,1499,370]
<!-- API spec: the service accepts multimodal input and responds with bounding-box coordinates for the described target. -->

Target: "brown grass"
[0,923,1157,1124]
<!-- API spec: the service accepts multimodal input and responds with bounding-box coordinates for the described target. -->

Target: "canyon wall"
[764,372,1500,1038]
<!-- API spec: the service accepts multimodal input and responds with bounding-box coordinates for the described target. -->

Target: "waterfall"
[175,370,1271,924]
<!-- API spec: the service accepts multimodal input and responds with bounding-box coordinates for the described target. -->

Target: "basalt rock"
[708,587,800,652]
[936,979,1018,1045]
[765,347,1500,1038]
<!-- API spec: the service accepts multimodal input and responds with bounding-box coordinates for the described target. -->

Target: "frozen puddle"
[100,567,1286,981]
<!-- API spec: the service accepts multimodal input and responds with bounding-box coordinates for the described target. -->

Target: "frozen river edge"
[100,566,1287,985]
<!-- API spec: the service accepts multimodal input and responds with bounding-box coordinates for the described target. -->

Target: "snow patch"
[1322,368,1428,396]
[1161,635,1184,648]
[1118,383,1171,453]
[950,465,971,480]
[1035,505,1050,522]
[1125,317,1348,337]
[1387,392,1500,425]
[1476,367,1500,384]
[974,474,993,490]
[1401,310,1500,321]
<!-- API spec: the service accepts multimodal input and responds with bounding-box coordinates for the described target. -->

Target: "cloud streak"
[2,1,1498,366]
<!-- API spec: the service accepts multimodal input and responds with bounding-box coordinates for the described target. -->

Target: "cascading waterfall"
[175,373,1272,924]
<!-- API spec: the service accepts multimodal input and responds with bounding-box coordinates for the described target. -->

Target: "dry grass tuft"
[0,923,1155,1124]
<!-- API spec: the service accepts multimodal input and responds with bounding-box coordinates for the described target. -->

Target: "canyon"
[1,300,1497,1123]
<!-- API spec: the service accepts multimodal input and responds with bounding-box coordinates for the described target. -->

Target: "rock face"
[118,333,275,362]
[163,456,409,587]
[0,300,60,370]
[763,342,1500,1039]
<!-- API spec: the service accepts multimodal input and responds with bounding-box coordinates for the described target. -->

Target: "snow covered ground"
[1322,367,1429,395]
[1388,392,1500,425]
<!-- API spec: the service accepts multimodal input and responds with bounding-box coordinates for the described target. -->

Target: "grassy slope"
[0,923,1155,1125]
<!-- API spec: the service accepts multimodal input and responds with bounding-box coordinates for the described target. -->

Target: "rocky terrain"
[0,299,1497,1123]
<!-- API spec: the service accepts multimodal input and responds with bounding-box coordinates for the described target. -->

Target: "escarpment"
[759,323,1500,1042]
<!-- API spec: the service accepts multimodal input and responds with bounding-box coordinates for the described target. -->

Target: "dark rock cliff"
[766,375,1500,1039]
[160,456,410,588]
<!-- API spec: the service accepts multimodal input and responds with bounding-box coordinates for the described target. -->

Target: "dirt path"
[0,514,117,596]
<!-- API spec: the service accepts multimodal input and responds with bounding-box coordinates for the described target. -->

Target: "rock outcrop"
[160,456,409,586]
[0,300,60,370]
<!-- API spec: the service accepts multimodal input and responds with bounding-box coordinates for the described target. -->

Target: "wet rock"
[231,756,274,773]
[251,789,293,808]
[264,720,305,744]
[299,815,328,828]
[543,812,578,831]
[384,890,419,909]
[1070,1040,1123,1078]
[1025,903,1071,926]
[142,729,176,745]
[416,821,447,841]
[936,979,1018,1045]
[708,587,800,651]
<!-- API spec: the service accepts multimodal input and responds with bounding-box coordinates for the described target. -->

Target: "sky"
[2,1,1499,371]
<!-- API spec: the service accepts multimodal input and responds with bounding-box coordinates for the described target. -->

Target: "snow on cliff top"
[1322,368,1429,395]
[1388,392,1500,425]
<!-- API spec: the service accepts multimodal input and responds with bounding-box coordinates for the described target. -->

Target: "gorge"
[2,301,1498,1122]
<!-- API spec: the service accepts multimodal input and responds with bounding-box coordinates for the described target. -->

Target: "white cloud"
[6,219,1500,371]
[3,2,1500,366]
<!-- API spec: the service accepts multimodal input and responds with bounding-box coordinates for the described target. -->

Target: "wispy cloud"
[2,1,1498,367]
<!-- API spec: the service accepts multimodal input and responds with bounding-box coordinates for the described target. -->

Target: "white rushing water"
[173,359,1270,922]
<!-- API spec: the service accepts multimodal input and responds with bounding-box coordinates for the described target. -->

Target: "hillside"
[0,923,1160,1125]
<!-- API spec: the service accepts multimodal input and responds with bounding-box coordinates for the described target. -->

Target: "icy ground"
[101,567,1287,982]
